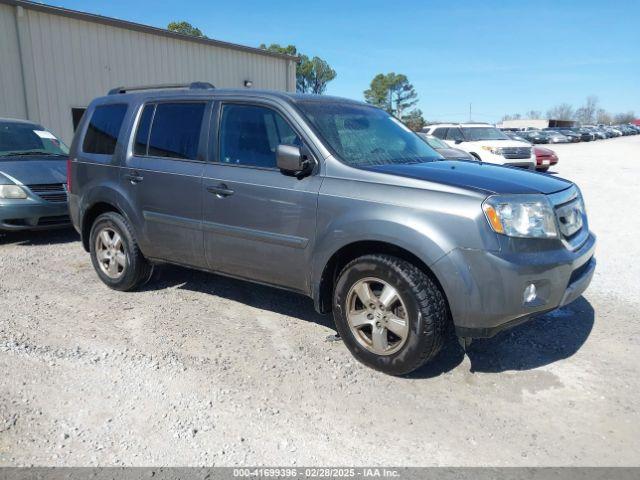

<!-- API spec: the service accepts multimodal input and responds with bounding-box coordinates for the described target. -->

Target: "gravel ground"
[1,136,638,466]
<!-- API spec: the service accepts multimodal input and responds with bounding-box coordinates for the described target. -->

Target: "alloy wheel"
[95,227,126,279]
[346,277,409,355]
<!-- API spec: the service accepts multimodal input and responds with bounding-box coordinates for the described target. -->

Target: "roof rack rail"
[107,82,215,95]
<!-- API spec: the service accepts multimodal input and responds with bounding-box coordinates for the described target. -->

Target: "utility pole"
[469,103,472,122]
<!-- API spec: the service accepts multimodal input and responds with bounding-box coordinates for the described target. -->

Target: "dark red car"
[534,146,558,172]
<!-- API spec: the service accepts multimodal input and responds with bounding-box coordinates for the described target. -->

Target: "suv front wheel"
[333,254,449,375]
[89,211,153,291]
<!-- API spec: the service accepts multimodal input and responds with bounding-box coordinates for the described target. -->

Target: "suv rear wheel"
[89,212,152,291]
[333,254,449,375]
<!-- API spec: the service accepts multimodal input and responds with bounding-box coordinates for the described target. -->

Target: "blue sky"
[53,0,639,122]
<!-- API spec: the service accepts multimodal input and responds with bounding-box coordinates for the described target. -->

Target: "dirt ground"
[1,136,638,466]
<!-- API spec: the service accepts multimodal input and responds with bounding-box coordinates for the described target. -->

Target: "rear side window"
[133,104,154,156]
[147,103,205,160]
[82,104,127,154]
[218,104,301,168]
[445,128,463,141]
[432,128,447,139]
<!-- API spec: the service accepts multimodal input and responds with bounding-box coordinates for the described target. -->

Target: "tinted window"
[71,108,86,131]
[445,128,463,141]
[134,104,155,156]
[83,104,127,154]
[219,104,301,168]
[432,128,448,139]
[298,102,441,167]
[148,103,205,160]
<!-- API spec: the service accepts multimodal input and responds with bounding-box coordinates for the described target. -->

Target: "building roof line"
[0,0,299,62]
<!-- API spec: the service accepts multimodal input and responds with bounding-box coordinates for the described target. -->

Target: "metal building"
[0,0,297,144]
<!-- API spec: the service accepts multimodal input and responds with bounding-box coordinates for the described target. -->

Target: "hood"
[534,146,556,156]
[360,160,572,195]
[435,147,475,160]
[0,155,67,185]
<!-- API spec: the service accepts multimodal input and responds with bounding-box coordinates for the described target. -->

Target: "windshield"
[0,122,68,157]
[460,127,509,141]
[297,102,442,167]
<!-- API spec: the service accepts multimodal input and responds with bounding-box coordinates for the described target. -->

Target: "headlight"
[481,146,503,155]
[482,194,557,238]
[0,184,28,199]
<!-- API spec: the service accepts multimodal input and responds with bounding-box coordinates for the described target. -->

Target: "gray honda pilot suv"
[68,83,596,375]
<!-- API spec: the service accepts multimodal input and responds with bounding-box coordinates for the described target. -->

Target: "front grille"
[501,147,532,159]
[27,183,67,203]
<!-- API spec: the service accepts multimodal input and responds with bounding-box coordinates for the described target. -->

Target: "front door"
[123,101,209,268]
[202,102,322,293]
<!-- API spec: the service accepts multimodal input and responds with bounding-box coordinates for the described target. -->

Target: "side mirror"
[277,144,313,177]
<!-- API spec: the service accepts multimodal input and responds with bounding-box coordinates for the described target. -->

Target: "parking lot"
[1,136,638,466]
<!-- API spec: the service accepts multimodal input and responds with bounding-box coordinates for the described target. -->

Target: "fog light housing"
[523,283,537,304]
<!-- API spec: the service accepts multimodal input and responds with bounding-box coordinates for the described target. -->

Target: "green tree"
[167,21,206,38]
[364,73,419,118]
[402,109,426,131]
[259,44,337,94]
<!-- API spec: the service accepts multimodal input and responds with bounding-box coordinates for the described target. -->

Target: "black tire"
[89,211,153,291]
[333,254,450,375]
[538,167,549,172]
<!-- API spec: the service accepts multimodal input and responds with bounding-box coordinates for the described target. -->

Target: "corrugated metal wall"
[0,3,295,144]
[0,3,27,119]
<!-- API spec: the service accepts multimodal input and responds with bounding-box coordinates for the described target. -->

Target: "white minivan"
[422,123,535,169]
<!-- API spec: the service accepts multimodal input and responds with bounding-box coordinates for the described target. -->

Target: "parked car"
[556,129,582,142]
[534,146,559,172]
[618,125,637,135]
[0,118,70,231]
[572,128,595,141]
[543,130,570,144]
[423,123,535,168]
[518,130,551,144]
[503,131,530,143]
[601,127,621,137]
[416,133,476,161]
[584,126,607,140]
[69,84,596,375]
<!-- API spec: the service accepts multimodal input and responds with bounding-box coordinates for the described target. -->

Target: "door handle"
[125,172,144,184]
[207,183,234,197]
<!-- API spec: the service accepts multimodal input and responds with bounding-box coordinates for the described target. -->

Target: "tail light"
[66,157,72,192]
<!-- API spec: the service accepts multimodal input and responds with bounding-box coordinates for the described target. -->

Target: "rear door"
[123,100,210,268]
[202,101,322,293]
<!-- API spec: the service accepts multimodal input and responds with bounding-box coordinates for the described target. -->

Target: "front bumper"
[0,200,70,231]
[432,232,596,338]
